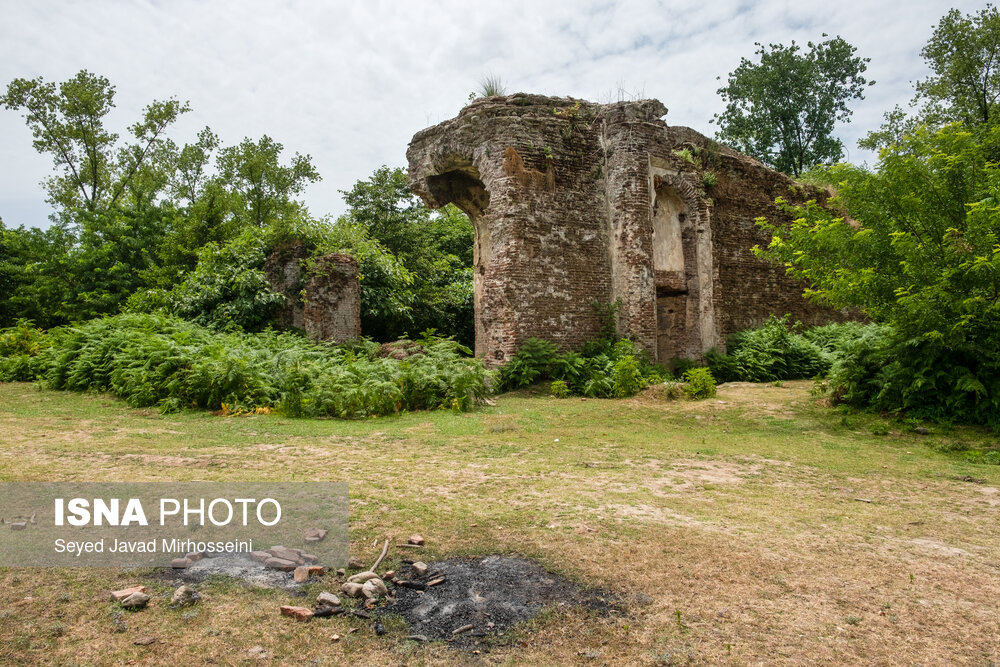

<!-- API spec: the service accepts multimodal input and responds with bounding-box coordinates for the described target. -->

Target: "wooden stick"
[370,539,389,572]
[395,580,427,591]
[452,624,474,636]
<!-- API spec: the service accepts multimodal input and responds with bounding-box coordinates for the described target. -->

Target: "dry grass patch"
[0,381,999,664]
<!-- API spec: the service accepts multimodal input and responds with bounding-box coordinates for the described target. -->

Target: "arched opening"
[652,184,699,363]
[424,167,491,357]
[652,187,686,276]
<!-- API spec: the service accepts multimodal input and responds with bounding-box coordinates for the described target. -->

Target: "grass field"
[1,380,998,665]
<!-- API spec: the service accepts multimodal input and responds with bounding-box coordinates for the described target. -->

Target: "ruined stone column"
[303,253,361,343]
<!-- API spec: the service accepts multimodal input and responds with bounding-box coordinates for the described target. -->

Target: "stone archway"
[423,166,491,357]
[652,184,690,363]
[649,173,715,363]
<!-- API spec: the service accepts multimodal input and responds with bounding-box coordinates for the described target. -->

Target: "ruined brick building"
[264,242,362,343]
[407,94,846,366]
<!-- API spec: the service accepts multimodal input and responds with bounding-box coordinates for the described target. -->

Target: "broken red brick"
[280,605,314,622]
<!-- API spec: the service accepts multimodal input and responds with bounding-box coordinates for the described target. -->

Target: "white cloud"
[0,0,987,228]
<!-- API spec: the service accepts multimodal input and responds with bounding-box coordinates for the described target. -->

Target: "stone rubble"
[316,592,340,607]
[121,592,150,610]
[171,585,200,607]
[110,586,147,603]
[304,528,328,542]
[279,605,314,622]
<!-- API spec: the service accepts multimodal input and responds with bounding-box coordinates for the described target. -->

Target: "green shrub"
[822,323,894,406]
[38,314,487,418]
[497,335,667,398]
[0,320,53,381]
[822,321,1000,426]
[683,367,717,399]
[611,355,643,398]
[496,338,559,391]
[157,231,285,332]
[673,148,695,164]
[549,380,569,398]
[708,315,831,383]
[550,351,588,393]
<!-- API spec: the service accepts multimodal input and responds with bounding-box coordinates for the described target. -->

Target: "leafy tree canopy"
[1,72,477,347]
[0,70,188,218]
[862,5,1000,151]
[217,135,320,228]
[916,4,1000,128]
[757,123,1000,423]
[0,70,323,329]
[340,166,475,345]
[713,36,872,176]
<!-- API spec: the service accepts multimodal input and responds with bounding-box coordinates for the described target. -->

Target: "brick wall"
[408,95,852,366]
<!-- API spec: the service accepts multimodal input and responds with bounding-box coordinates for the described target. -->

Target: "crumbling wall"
[264,246,361,343]
[409,97,611,362]
[264,240,310,331]
[303,253,361,343]
[407,94,849,367]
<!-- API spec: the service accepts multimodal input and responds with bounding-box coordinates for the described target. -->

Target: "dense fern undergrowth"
[2,314,997,427]
[0,314,487,418]
[708,316,1000,427]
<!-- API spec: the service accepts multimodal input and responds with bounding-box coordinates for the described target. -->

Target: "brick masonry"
[264,243,361,343]
[407,94,850,367]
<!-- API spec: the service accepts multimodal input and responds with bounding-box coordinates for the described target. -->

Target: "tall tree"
[756,124,1000,424]
[915,4,1000,128]
[340,166,428,254]
[0,70,188,219]
[340,167,474,344]
[713,36,872,176]
[216,135,320,228]
[862,6,1000,151]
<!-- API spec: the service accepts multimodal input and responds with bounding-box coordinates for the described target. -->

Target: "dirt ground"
[0,380,998,665]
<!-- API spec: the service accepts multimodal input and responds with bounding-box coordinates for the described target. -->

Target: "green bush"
[36,314,487,418]
[497,336,666,398]
[707,315,831,383]
[683,367,717,399]
[755,125,1000,426]
[496,338,559,390]
[823,321,1000,425]
[611,355,644,398]
[130,231,286,333]
[0,320,52,381]
[549,380,569,398]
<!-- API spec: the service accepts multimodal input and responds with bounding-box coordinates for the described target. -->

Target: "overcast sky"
[0,0,985,229]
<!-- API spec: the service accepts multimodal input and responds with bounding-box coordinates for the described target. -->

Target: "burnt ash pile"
[151,553,306,591]
[383,555,618,646]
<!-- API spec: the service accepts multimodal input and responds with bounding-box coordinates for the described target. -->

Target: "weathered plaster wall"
[408,94,848,367]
